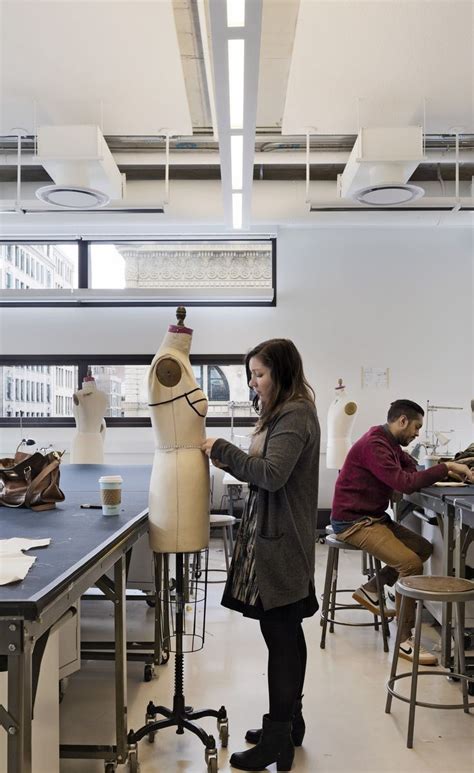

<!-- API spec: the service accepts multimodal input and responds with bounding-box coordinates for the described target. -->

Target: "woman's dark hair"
[245,338,315,430]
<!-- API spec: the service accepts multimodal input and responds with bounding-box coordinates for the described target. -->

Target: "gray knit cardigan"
[211,399,320,611]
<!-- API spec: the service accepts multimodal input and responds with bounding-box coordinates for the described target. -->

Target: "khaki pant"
[338,518,433,640]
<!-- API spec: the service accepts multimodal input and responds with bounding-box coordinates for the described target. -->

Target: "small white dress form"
[326,379,358,469]
[148,323,210,553]
[70,380,107,464]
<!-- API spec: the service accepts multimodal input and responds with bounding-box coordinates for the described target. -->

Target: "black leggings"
[259,618,307,722]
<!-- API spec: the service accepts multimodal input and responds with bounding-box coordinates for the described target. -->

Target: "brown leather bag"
[0,450,65,511]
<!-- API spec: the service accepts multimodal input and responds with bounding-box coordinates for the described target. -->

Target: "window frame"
[0,238,277,307]
[0,354,257,428]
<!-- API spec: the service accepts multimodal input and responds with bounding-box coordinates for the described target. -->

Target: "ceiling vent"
[338,127,425,206]
[36,125,124,208]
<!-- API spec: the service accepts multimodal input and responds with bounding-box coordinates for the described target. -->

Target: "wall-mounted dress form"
[147,322,210,553]
[326,379,358,469]
[70,377,107,464]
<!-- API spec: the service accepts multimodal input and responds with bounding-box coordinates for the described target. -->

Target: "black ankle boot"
[231,714,294,771]
[245,697,305,747]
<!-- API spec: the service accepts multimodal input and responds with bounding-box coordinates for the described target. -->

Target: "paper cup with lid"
[98,475,123,515]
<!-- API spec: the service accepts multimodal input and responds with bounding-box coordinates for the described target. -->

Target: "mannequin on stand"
[147,306,210,553]
[70,371,107,464]
[326,378,358,470]
[131,307,226,773]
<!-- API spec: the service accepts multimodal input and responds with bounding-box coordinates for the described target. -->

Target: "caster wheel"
[205,748,218,773]
[128,749,140,772]
[160,648,170,665]
[218,719,229,748]
[145,596,156,608]
[146,714,156,743]
[105,764,116,773]
[144,664,154,682]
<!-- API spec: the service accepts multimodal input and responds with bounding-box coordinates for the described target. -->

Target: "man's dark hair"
[387,399,424,423]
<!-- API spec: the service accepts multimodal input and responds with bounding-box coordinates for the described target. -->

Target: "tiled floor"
[59,540,474,772]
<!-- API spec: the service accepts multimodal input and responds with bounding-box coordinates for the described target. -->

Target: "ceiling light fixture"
[228,39,245,130]
[232,192,243,229]
[231,135,244,189]
[209,0,262,230]
[227,0,245,27]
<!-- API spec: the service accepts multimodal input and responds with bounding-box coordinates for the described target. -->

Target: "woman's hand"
[201,438,226,469]
[201,438,218,457]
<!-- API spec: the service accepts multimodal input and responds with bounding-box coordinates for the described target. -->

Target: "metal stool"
[208,513,236,583]
[320,533,391,652]
[385,575,474,748]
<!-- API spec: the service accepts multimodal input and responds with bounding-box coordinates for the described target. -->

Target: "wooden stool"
[385,575,474,748]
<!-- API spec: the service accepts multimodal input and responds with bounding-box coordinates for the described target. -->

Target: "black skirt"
[222,577,318,622]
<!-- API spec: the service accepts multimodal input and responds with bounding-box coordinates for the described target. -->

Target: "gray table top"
[415,484,474,500]
[0,464,151,618]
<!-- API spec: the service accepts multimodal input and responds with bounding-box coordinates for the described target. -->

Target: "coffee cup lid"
[98,475,123,483]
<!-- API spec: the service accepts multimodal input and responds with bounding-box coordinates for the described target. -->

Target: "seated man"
[331,399,474,665]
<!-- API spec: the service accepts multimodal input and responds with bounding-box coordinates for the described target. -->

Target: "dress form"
[148,306,210,553]
[326,378,358,469]
[70,373,107,464]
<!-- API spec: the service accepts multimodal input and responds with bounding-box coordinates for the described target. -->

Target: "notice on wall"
[361,367,390,389]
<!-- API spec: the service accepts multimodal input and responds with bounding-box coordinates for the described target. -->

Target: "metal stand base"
[128,553,228,772]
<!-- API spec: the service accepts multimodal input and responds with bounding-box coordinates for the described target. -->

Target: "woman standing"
[202,338,320,772]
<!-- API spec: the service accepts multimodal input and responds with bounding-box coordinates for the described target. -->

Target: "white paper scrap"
[0,538,51,585]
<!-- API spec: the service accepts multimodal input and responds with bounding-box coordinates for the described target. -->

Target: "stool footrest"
[387,671,474,711]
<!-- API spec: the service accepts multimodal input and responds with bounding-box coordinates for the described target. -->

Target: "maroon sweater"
[331,425,449,524]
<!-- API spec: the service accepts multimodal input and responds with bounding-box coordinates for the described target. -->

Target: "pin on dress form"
[147,306,210,553]
[326,378,358,469]
[70,369,107,464]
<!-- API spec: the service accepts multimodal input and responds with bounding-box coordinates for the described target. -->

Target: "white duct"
[36,125,124,208]
[338,127,425,205]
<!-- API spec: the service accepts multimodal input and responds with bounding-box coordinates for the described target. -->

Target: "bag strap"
[24,458,61,508]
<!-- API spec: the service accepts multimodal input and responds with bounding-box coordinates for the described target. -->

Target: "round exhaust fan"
[352,183,424,206]
[36,185,110,209]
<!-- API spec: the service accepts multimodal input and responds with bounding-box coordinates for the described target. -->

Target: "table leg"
[114,556,128,765]
[7,628,33,773]
[441,507,455,667]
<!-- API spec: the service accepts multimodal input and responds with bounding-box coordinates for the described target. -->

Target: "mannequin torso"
[148,324,210,553]
[70,380,108,464]
[326,380,358,469]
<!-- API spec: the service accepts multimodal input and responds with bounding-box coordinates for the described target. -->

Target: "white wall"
[1,226,472,506]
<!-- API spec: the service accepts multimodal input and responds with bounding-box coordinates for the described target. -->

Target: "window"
[0,239,275,306]
[0,357,253,425]
[207,366,230,401]
[89,240,274,298]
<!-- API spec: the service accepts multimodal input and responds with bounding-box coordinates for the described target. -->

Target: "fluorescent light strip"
[230,135,244,190]
[227,0,245,27]
[232,192,243,229]
[228,39,245,130]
